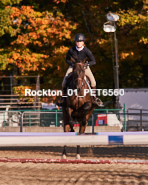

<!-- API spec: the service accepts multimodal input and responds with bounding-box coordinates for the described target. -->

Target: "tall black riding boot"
[91,86,103,107]
[56,87,67,107]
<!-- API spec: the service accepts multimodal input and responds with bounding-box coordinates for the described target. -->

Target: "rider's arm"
[66,49,73,66]
[86,48,96,66]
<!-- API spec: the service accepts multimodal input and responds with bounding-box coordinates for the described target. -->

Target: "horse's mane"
[73,63,85,78]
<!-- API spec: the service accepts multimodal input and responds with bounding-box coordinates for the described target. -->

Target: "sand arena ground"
[0,145,148,185]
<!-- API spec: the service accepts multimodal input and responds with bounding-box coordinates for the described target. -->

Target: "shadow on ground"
[0,145,148,159]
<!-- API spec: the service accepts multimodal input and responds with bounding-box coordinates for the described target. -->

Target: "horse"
[62,57,96,159]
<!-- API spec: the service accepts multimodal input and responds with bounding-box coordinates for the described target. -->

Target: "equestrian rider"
[57,33,101,107]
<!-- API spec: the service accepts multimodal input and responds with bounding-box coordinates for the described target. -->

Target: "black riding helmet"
[74,33,85,42]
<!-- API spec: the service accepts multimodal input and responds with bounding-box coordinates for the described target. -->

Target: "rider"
[57,33,101,107]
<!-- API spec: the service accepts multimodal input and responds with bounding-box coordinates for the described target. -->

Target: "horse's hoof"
[62,154,67,159]
[76,154,80,160]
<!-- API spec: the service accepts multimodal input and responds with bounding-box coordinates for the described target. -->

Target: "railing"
[127,108,148,131]
[22,111,63,127]
[2,106,148,132]
[0,75,40,110]
[0,108,125,132]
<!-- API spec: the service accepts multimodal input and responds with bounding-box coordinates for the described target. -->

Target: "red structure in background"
[74,123,79,127]
[95,114,107,126]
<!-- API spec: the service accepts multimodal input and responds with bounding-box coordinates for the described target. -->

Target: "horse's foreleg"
[80,113,87,133]
[79,125,87,133]
[68,107,75,132]
[64,124,70,132]
[80,102,91,133]
[81,105,95,134]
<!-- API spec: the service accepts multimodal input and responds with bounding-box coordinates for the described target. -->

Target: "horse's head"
[71,57,87,93]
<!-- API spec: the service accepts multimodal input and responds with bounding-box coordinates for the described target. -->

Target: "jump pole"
[0,132,148,146]
[0,158,148,165]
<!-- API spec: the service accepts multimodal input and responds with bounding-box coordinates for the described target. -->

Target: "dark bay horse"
[62,57,95,159]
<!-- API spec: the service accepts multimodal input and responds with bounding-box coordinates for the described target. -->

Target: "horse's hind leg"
[75,121,84,160]
[62,125,70,159]
[76,145,80,159]
[76,110,89,159]
[75,123,87,159]
[62,145,67,159]
[62,107,70,159]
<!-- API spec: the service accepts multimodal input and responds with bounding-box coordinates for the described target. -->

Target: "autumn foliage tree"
[0,0,77,91]
[0,0,148,100]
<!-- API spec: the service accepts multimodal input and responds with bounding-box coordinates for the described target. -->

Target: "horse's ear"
[82,57,87,64]
[70,57,76,63]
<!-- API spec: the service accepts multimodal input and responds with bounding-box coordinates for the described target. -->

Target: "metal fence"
[1,107,148,132]
[0,108,125,132]
[21,111,97,128]
[126,108,148,131]
[6,105,148,132]
[0,75,40,109]
[22,111,63,127]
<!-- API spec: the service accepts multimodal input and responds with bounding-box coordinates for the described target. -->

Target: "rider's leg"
[56,66,73,107]
[56,86,67,107]
[62,66,73,86]
[56,86,67,106]
[85,66,96,87]
[85,67,102,107]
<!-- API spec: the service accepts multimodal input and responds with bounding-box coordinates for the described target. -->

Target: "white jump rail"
[0,132,148,146]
